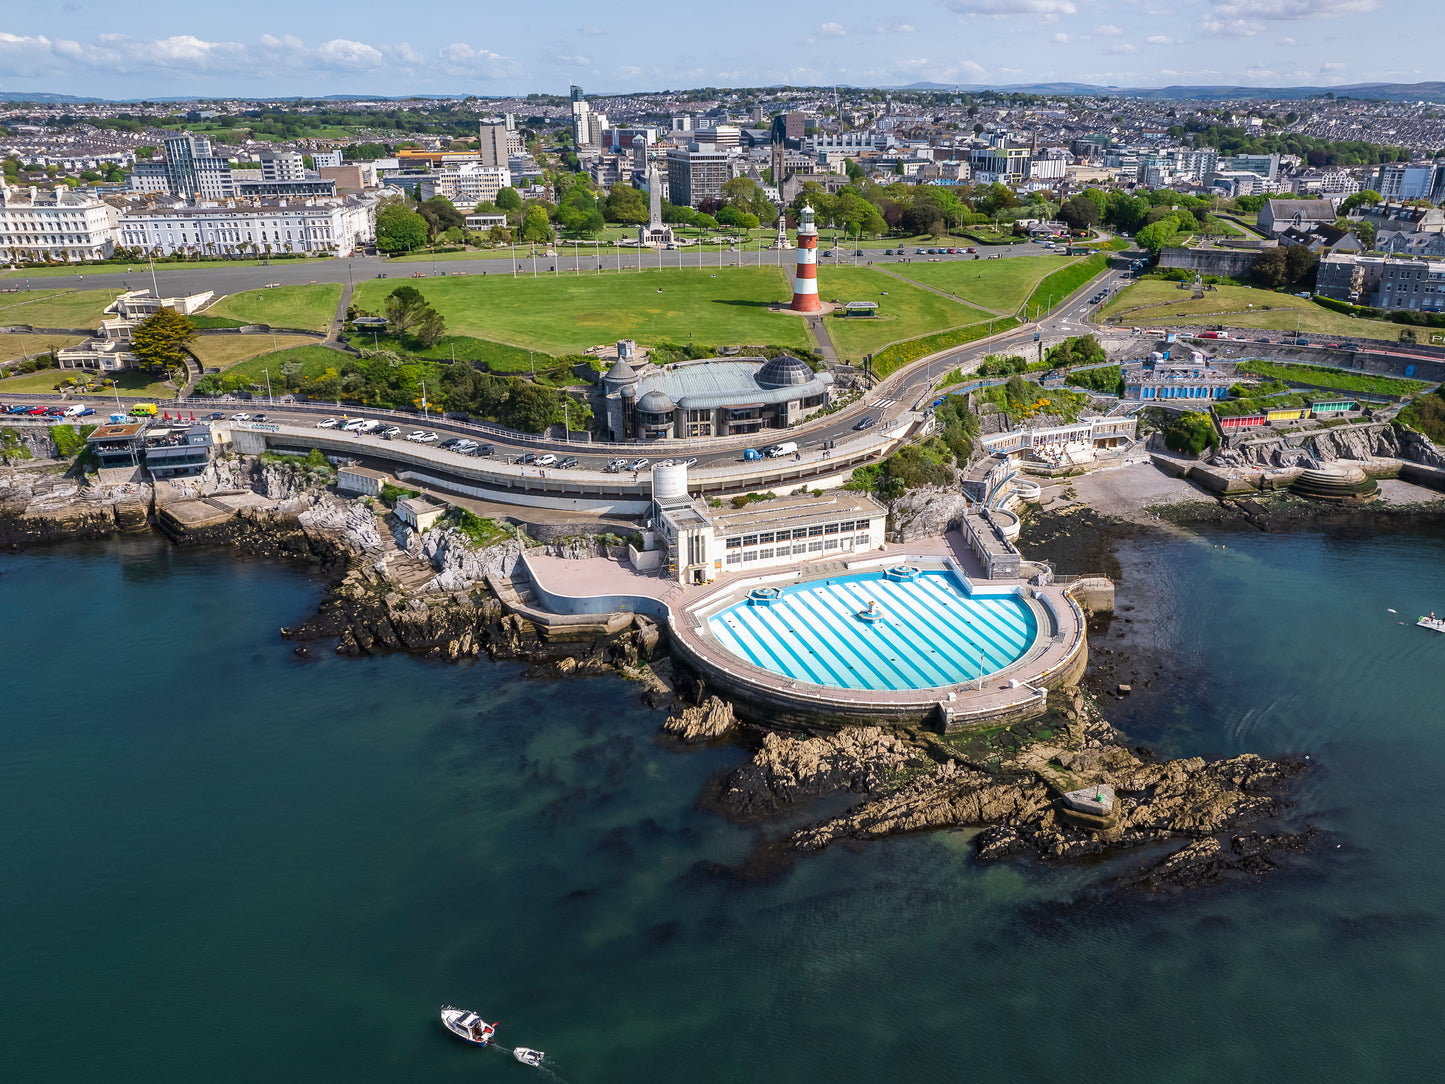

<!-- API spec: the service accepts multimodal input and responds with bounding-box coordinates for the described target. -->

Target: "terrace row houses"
[0,183,117,262]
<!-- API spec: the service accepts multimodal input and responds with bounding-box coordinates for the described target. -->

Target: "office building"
[666,146,732,208]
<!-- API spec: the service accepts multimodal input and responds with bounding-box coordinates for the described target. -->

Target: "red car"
[26,405,48,414]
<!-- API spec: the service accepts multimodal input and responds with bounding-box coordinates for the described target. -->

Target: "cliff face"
[1214,422,1445,470]
[0,464,150,544]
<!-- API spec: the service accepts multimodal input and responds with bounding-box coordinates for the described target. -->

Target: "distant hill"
[892,80,1445,102]
[0,91,104,103]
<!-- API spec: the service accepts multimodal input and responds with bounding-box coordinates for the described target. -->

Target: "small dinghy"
[440,1006,496,1046]
[514,1047,545,1067]
[1417,615,1445,633]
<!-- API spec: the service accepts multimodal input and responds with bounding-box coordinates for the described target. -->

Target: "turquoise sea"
[1,528,1443,1082]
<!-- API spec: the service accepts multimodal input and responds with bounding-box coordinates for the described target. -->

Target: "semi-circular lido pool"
[706,570,1040,692]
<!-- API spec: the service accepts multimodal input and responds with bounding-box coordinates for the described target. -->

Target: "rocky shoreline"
[3,452,1334,897]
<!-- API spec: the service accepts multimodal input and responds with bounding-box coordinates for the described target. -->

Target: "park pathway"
[807,314,840,366]
[328,282,354,342]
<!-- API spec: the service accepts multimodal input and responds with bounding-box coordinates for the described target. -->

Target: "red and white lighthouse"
[789,203,821,313]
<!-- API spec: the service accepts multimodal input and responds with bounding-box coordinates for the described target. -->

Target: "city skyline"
[0,0,1433,99]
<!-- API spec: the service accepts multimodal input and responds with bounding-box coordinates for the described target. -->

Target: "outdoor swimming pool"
[706,569,1040,692]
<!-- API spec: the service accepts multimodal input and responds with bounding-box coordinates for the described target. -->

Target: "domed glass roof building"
[599,346,834,442]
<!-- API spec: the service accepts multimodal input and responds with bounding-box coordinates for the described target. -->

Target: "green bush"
[1163,411,1219,454]
[1236,360,1425,397]
[1397,390,1445,443]
[380,483,420,506]
[1067,365,1124,395]
[50,424,95,458]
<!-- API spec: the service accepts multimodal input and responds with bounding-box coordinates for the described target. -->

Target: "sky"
[0,0,1434,99]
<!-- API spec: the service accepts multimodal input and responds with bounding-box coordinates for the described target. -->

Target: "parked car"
[915,248,926,254]
[341,418,368,431]
[414,431,436,443]
[381,426,402,438]
[517,452,537,465]
[764,441,798,458]
[230,412,251,422]
[404,430,426,442]
[605,457,627,473]
[44,406,66,416]
[452,439,479,452]
[67,406,95,418]
[253,413,268,422]
[535,454,557,467]
[966,247,977,253]
[853,415,877,431]
[438,437,462,449]
[463,443,494,457]
[884,248,895,255]
[557,456,579,469]
[678,457,698,467]
[316,417,339,428]
[626,458,650,471]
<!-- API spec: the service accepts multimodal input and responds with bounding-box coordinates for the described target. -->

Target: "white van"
[341,418,369,432]
[766,441,799,458]
[62,404,86,417]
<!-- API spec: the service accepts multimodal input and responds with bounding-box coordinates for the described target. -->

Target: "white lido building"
[115,196,376,258]
[0,184,118,263]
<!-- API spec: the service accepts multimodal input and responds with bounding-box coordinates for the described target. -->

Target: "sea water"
[1,530,1442,1082]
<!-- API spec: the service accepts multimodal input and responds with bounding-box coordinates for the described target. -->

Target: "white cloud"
[1201,18,1266,34]
[1281,35,1297,44]
[1053,32,1071,42]
[0,31,519,81]
[874,18,916,33]
[1320,60,1347,70]
[1203,0,1380,35]
[578,26,605,37]
[1106,43,1139,54]
[947,0,1078,16]
[1147,35,1177,44]
[1096,24,1125,34]
[819,22,847,37]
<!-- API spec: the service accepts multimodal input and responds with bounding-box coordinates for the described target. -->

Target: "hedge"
[872,318,1020,378]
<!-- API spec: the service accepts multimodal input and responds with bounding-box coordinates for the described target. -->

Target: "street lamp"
[261,368,273,405]
[418,380,428,420]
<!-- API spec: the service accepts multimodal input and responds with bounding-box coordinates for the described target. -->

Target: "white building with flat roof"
[116,195,375,257]
[0,183,118,263]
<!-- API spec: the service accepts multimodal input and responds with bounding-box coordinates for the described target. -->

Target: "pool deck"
[520,531,1087,726]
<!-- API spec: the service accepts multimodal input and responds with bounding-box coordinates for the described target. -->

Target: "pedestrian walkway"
[328,282,353,343]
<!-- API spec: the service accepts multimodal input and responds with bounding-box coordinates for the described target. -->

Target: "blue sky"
[0,0,1428,98]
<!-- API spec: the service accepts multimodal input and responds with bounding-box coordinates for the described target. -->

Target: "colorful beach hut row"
[1214,396,1357,430]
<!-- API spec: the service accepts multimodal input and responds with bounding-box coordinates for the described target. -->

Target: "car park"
[557,456,579,469]
[535,454,557,467]
[317,417,339,428]
[853,415,877,431]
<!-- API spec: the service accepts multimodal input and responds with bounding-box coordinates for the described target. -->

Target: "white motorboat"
[1418,616,1445,633]
[440,1006,496,1046]
[514,1047,545,1067]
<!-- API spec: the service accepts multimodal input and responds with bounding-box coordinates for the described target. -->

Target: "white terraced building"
[116,196,376,257]
[0,184,118,263]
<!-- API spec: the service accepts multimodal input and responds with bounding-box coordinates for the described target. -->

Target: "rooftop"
[708,491,884,537]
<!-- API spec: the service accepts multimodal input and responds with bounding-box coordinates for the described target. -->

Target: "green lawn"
[1023,253,1109,318]
[190,334,321,371]
[1235,360,1429,397]
[1,257,334,279]
[350,266,814,354]
[888,255,1076,314]
[221,345,352,391]
[1100,279,1407,340]
[0,288,120,329]
[816,266,993,361]
[1,333,87,362]
[205,284,343,333]
[0,367,177,397]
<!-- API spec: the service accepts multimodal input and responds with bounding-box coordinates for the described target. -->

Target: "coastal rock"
[717,726,915,818]
[889,479,967,542]
[663,695,736,744]
[418,526,522,593]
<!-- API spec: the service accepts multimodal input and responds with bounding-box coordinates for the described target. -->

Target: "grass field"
[1100,279,1407,340]
[1236,359,1430,397]
[221,345,352,392]
[0,288,119,329]
[205,284,342,333]
[817,266,993,361]
[1023,253,1109,318]
[189,334,322,371]
[888,255,1076,314]
[0,367,176,397]
[0,257,333,279]
[0,334,86,363]
[351,267,815,354]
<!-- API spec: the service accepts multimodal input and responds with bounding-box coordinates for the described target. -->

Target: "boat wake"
[491,1046,567,1079]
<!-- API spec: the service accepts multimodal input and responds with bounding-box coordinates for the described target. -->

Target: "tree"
[384,285,446,345]
[1135,218,1179,254]
[519,204,551,243]
[130,309,196,373]
[603,183,649,224]
[1340,189,1381,215]
[376,203,428,252]
[496,186,523,212]
[1251,245,1290,288]
[418,195,464,239]
[1059,195,1101,231]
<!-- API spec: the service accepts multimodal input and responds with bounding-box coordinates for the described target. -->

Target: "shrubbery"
[1164,411,1219,454]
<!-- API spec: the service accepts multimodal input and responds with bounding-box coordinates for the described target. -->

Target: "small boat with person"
[440,1005,497,1046]
[514,1047,546,1067]
[1417,612,1445,633]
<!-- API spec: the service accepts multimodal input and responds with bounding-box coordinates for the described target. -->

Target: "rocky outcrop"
[715,726,916,818]
[888,479,967,543]
[663,695,736,744]
[1214,422,1445,471]
[0,464,151,543]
